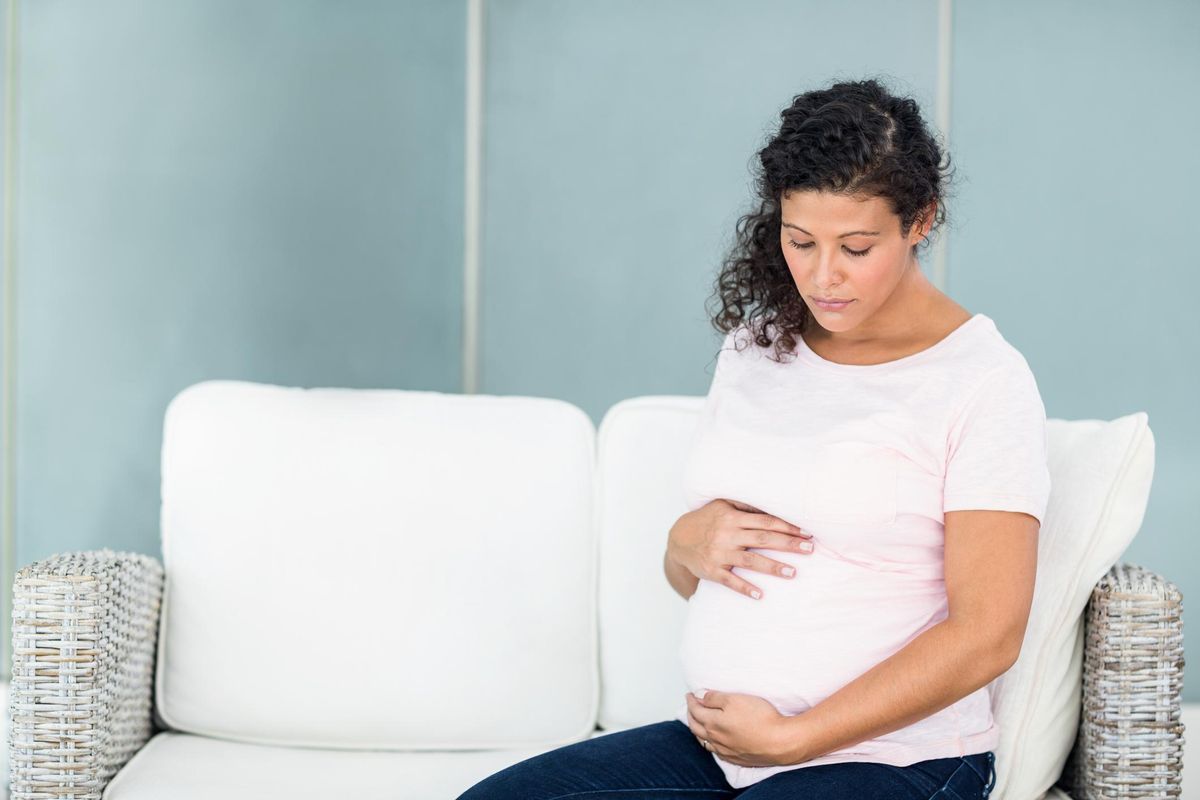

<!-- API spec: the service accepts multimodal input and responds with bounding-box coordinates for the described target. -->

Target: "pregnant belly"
[678,544,948,716]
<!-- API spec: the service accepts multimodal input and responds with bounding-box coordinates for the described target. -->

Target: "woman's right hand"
[666,499,815,600]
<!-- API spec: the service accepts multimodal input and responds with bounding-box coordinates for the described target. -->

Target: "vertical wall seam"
[2,0,18,681]
[463,0,484,394]
[933,0,952,292]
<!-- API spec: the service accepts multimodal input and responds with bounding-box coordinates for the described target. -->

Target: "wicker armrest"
[1056,561,1186,799]
[7,548,165,800]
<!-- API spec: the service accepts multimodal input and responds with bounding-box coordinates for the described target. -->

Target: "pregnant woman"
[458,76,1047,800]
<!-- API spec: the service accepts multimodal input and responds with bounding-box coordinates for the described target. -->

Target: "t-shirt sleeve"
[943,360,1052,525]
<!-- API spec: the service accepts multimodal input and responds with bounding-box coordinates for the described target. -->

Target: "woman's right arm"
[663,500,815,601]
[664,538,701,599]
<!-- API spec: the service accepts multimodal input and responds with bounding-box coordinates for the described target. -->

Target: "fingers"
[685,696,730,759]
[745,527,815,558]
[726,500,811,539]
[737,509,815,565]
[730,529,815,602]
[721,547,811,600]
[684,695,708,737]
[741,521,815,561]
[737,549,804,580]
[712,499,817,601]
[717,568,765,600]
[756,513,811,539]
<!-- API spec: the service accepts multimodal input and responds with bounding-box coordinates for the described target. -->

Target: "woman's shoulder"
[948,316,1046,415]
[961,314,1038,377]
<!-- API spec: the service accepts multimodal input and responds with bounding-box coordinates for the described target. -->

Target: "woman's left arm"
[775,507,1039,766]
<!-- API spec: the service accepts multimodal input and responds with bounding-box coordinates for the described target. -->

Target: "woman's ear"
[917,199,938,242]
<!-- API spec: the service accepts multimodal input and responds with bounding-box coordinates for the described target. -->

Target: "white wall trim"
[931,0,952,293]
[462,0,484,395]
[2,0,19,684]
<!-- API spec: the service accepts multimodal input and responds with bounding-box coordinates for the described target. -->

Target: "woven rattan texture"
[1057,562,1186,799]
[8,549,164,800]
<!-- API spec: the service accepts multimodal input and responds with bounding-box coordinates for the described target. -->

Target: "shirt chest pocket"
[797,440,899,527]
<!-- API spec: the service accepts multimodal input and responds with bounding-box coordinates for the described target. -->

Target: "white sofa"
[6,380,1184,799]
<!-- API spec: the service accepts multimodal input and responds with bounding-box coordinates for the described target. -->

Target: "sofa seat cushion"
[103,732,573,800]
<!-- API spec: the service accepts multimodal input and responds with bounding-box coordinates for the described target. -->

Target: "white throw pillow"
[989,412,1154,800]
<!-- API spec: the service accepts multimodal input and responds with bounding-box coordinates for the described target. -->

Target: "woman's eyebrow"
[782,222,881,238]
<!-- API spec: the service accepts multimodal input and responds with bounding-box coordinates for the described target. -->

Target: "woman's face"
[778,189,931,333]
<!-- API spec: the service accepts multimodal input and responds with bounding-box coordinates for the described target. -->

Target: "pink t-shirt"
[673,312,1051,788]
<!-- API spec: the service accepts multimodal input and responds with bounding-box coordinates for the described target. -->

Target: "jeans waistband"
[961,751,996,796]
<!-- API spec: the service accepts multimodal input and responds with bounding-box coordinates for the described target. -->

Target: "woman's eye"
[786,240,873,258]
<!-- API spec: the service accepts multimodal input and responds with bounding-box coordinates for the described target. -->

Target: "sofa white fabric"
[594,395,700,730]
[101,381,1154,799]
[101,732,559,800]
[154,380,599,749]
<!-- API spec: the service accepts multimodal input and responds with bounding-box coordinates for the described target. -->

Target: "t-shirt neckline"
[793,313,990,373]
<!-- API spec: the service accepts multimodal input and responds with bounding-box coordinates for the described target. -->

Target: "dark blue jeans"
[458,720,996,799]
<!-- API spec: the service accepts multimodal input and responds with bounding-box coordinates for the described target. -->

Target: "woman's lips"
[813,298,854,311]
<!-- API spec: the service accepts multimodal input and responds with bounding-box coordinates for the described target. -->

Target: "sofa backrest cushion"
[594,396,701,730]
[155,380,599,750]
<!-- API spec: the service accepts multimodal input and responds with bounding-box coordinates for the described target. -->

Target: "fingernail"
[800,541,813,552]
[782,566,795,577]
[750,589,761,599]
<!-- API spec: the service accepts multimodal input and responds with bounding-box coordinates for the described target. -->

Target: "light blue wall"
[2,1,1196,698]
[483,0,939,417]
[11,0,466,573]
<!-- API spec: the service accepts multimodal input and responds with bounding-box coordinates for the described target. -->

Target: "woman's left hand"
[684,690,806,767]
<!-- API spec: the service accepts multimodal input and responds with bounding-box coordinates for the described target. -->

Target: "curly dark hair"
[707,76,956,364]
